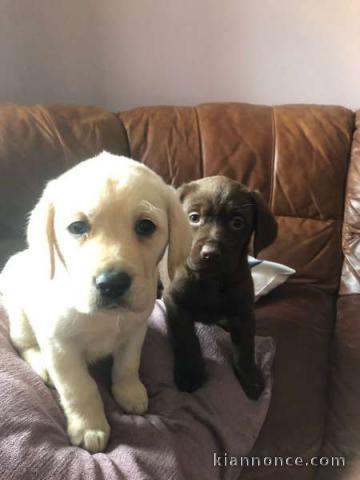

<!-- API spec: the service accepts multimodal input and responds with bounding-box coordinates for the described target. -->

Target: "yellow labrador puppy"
[0,152,191,453]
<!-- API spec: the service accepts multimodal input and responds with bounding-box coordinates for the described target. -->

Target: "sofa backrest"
[0,102,355,294]
[119,104,354,293]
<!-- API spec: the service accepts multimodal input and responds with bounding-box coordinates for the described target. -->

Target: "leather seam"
[194,107,204,177]
[113,112,132,158]
[269,107,276,209]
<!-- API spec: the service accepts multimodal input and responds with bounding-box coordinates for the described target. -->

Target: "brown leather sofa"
[0,103,359,480]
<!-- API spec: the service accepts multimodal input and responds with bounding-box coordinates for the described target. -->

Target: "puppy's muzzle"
[188,242,223,272]
[95,270,132,306]
[200,244,221,263]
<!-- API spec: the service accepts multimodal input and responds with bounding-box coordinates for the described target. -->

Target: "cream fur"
[0,152,191,453]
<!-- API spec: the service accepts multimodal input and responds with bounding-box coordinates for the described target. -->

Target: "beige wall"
[1,0,359,111]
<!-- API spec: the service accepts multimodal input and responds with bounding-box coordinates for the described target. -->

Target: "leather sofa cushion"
[242,283,334,480]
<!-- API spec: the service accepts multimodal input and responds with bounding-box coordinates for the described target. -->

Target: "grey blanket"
[0,300,275,480]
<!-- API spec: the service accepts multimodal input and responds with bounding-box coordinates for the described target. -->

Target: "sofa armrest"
[319,294,360,479]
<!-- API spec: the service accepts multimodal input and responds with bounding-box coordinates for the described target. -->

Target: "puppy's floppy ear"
[178,181,198,203]
[27,181,56,279]
[166,185,192,280]
[249,190,278,256]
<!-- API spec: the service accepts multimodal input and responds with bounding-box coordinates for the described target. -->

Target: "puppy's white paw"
[113,379,149,415]
[67,416,110,453]
[22,347,52,385]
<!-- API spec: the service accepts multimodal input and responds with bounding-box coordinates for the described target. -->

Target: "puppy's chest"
[186,281,234,321]
[57,313,135,361]
[82,323,121,361]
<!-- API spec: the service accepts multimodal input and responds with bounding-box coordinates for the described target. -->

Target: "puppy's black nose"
[200,244,220,262]
[95,270,132,299]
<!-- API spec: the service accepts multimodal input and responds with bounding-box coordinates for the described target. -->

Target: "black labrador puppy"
[163,176,277,399]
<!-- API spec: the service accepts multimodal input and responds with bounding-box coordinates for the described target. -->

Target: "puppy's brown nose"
[200,244,220,262]
[95,270,132,299]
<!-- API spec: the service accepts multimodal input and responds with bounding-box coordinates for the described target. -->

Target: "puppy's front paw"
[174,361,207,393]
[67,416,110,453]
[234,363,265,400]
[113,379,148,415]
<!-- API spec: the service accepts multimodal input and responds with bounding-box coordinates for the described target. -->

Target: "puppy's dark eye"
[135,219,156,237]
[188,211,201,225]
[67,220,90,236]
[230,216,245,230]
